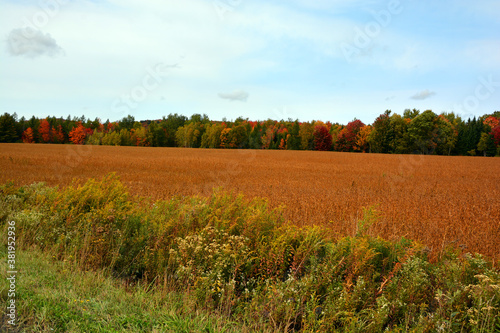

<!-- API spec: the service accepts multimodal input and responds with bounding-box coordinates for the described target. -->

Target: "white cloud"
[6,28,64,58]
[218,90,249,102]
[411,89,436,100]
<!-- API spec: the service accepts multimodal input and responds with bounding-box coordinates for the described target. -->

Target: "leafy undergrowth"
[1,173,499,332]
[0,249,261,333]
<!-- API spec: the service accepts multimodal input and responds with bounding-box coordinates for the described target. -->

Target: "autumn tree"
[69,123,88,144]
[38,119,51,143]
[478,115,500,156]
[313,125,332,151]
[51,124,65,143]
[131,126,151,146]
[354,125,372,152]
[261,124,276,149]
[335,119,365,152]
[22,127,34,143]
[220,127,232,148]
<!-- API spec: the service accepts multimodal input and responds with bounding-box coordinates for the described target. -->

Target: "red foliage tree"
[484,116,500,146]
[69,123,88,144]
[38,119,51,143]
[492,125,500,146]
[335,119,365,152]
[313,125,333,151]
[22,127,34,143]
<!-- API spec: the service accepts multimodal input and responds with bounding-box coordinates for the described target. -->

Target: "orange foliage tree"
[39,119,51,143]
[69,123,88,144]
[22,127,35,143]
[354,125,372,152]
[484,116,500,130]
[51,125,65,143]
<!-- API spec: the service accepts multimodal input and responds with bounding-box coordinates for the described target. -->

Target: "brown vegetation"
[1,143,499,262]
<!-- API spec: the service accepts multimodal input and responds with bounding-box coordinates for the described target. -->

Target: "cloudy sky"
[1,0,499,124]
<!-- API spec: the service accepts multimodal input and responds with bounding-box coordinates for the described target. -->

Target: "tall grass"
[1,174,499,332]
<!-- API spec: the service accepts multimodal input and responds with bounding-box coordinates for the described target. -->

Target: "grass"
[0,248,260,333]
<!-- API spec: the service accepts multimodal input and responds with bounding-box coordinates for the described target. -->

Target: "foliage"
[38,119,51,143]
[22,127,34,143]
[2,175,499,332]
[69,123,90,145]
[313,125,332,151]
[2,110,500,156]
[0,113,18,143]
[335,119,365,152]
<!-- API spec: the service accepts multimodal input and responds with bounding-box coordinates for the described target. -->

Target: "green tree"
[286,120,301,150]
[148,121,167,147]
[119,115,135,131]
[299,122,314,150]
[403,108,420,120]
[176,122,203,148]
[407,110,439,154]
[119,129,133,146]
[162,114,187,147]
[369,110,392,153]
[102,131,121,146]
[477,132,496,156]
[388,114,411,154]
[200,123,224,148]
[0,113,19,142]
[248,122,263,149]
[434,115,458,155]
[87,132,104,145]
[230,123,250,148]
[455,117,483,155]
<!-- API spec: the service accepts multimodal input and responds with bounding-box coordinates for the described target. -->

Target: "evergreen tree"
[0,113,19,142]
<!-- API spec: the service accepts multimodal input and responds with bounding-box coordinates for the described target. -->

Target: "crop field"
[1,143,499,262]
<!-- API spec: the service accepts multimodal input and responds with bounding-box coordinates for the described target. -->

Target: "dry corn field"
[1,143,499,262]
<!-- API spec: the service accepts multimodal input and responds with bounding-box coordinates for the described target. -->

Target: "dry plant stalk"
[1,143,499,262]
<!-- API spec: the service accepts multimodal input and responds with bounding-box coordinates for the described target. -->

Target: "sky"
[0,0,499,125]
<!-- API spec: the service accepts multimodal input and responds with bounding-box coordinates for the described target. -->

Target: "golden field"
[1,143,499,262]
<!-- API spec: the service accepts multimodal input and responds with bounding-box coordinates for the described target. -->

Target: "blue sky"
[1,0,499,124]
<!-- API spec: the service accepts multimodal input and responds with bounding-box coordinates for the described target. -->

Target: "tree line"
[0,110,499,156]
